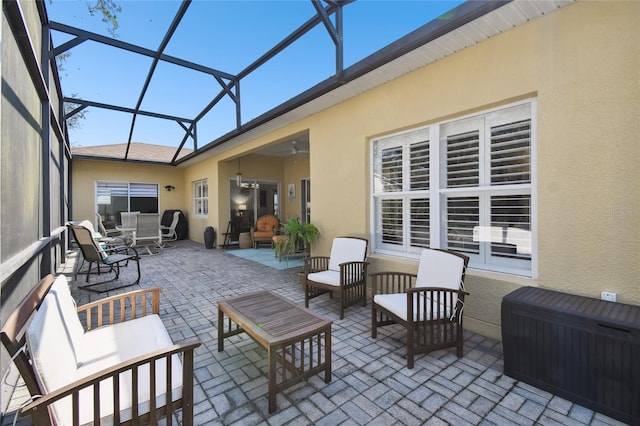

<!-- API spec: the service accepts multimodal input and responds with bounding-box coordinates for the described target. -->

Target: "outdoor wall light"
[165,185,175,191]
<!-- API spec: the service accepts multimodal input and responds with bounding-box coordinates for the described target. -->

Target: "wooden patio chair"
[370,248,469,368]
[68,223,141,293]
[1,274,200,425]
[303,236,369,319]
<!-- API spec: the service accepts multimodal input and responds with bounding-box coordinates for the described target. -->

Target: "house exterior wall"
[71,160,185,225]
[70,1,639,340]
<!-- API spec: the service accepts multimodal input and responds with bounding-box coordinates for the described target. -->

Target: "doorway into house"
[230,179,280,230]
[300,178,311,223]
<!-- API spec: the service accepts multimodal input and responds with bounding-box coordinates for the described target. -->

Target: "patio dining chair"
[303,236,369,319]
[370,248,469,368]
[68,223,141,293]
[96,212,122,238]
[161,211,180,243]
[71,220,129,274]
[132,213,163,255]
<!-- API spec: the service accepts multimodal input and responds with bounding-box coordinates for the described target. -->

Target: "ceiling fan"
[280,140,309,156]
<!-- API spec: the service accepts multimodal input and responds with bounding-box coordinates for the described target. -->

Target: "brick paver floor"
[2,240,628,425]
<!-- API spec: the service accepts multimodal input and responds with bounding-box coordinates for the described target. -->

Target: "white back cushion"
[416,249,464,290]
[49,275,85,363]
[328,238,367,271]
[26,294,78,393]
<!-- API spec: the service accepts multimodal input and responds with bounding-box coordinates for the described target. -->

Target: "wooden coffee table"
[217,290,332,413]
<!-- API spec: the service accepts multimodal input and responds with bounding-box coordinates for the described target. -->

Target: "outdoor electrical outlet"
[601,291,617,302]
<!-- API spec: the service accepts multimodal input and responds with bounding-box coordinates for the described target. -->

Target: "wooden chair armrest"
[77,288,162,330]
[303,256,330,273]
[20,340,201,425]
[369,271,416,296]
[406,287,469,297]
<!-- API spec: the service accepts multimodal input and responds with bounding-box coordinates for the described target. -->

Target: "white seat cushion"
[72,315,183,426]
[374,293,451,322]
[308,270,341,287]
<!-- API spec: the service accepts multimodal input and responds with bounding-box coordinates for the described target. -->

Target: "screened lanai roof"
[50,0,573,166]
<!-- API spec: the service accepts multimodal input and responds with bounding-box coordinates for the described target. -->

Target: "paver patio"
[2,241,627,425]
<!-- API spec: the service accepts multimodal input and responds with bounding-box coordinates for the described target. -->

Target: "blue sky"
[47,0,464,148]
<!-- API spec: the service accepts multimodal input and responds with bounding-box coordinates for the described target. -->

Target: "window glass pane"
[491,194,531,260]
[410,141,429,190]
[446,130,479,188]
[130,183,158,213]
[410,198,429,248]
[97,182,128,227]
[491,119,531,185]
[380,199,403,245]
[446,196,479,255]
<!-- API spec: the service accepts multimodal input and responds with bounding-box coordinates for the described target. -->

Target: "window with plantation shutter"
[373,128,430,253]
[194,179,208,216]
[372,100,535,277]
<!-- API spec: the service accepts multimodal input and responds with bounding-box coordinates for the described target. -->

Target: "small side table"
[238,232,252,249]
[272,235,289,260]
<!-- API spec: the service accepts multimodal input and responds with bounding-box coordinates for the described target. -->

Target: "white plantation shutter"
[410,141,429,190]
[380,147,403,192]
[410,198,429,248]
[490,119,531,185]
[491,194,531,260]
[373,128,430,252]
[379,198,403,245]
[446,130,479,188]
[446,196,479,255]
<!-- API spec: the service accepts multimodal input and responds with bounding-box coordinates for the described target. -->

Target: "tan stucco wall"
[71,160,185,226]
[71,1,639,341]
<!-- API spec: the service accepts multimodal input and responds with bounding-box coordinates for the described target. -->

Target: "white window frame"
[371,99,537,278]
[193,179,208,217]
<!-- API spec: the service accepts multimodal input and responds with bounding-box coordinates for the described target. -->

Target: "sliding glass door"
[96,181,158,228]
[229,179,279,230]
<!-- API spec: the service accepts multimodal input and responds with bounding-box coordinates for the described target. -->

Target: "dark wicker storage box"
[502,286,640,425]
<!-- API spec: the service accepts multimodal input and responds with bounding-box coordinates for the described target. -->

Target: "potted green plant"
[282,217,320,259]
